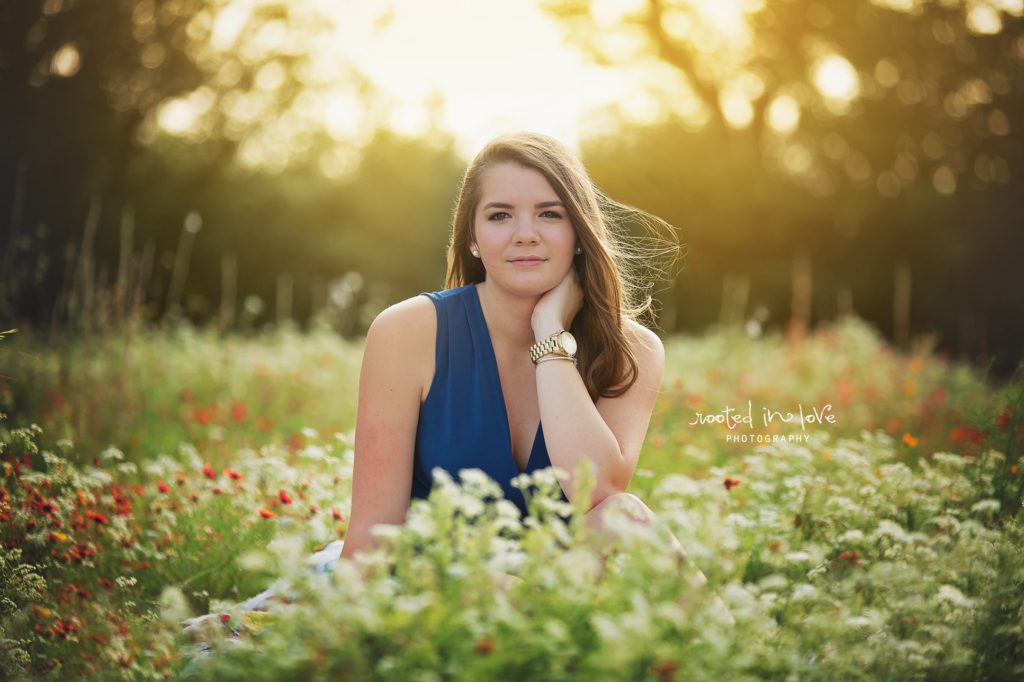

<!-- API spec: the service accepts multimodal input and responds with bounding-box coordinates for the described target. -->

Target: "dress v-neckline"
[470,283,542,476]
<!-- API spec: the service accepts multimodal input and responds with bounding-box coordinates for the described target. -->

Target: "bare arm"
[339,296,435,562]
[534,318,665,508]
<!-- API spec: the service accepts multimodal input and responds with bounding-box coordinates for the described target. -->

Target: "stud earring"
[471,248,479,257]
[574,246,582,255]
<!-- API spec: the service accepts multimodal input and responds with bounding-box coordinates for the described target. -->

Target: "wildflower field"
[1,317,1022,680]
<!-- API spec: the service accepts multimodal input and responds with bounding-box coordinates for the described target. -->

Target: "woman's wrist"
[531,318,565,341]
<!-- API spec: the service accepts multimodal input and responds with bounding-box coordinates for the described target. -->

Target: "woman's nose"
[513,218,540,242]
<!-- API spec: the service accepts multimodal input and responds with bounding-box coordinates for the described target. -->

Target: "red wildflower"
[723,477,741,491]
[652,660,678,682]
[97,577,114,588]
[219,613,231,624]
[258,508,277,519]
[951,426,984,444]
[838,550,860,565]
[224,468,243,481]
[194,406,214,425]
[212,486,223,495]
[202,463,217,479]
[156,480,170,494]
[474,637,495,655]
[998,406,1013,431]
[331,507,345,523]
[278,490,293,505]
[85,510,109,525]
[231,402,248,423]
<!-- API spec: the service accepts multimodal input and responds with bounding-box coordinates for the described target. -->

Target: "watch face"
[559,331,577,355]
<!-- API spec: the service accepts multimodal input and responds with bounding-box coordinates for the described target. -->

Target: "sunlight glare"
[767,95,800,135]
[813,54,860,113]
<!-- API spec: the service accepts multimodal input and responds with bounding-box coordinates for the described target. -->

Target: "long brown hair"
[444,132,682,401]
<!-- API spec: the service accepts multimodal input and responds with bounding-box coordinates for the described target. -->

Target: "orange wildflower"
[902,433,919,447]
[258,508,277,519]
[231,402,248,423]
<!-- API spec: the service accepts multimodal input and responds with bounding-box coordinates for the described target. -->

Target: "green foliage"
[0,317,1021,678]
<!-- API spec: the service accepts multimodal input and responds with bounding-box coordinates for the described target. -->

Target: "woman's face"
[470,162,577,295]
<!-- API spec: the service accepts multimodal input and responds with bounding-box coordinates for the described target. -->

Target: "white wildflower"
[838,529,865,543]
[934,584,975,608]
[790,583,818,602]
[101,446,125,462]
[931,453,967,469]
[456,468,504,500]
[970,499,1000,514]
[757,574,789,593]
[116,462,138,476]
[874,519,911,543]
[395,593,433,614]
[725,513,754,529]
[298,445,331,462]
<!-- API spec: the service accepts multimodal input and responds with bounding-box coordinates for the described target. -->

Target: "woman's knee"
[587,492,655,526]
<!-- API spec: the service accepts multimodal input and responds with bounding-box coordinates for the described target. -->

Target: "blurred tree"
[545,0,1023,374]
[0,0,399,331]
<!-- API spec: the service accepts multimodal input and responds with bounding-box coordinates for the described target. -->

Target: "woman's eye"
[488,211,562,220]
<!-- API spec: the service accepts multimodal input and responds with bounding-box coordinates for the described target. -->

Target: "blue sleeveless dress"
[410,282,573,522]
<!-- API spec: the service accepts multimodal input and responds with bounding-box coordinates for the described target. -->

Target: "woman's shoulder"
[369,293,437,340]
[365,294,439,403]
[622,318,664,357]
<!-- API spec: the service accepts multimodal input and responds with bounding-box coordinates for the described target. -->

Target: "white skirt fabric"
[180,540,345,669]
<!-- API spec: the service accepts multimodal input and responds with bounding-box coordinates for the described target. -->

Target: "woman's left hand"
[531,266,584,337]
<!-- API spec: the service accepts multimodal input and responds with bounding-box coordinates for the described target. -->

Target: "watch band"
[530,330,571,363]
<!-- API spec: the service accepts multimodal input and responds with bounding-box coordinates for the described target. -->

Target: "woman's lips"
[510,258,546,266]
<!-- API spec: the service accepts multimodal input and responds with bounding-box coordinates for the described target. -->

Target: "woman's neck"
[474,279,539,351]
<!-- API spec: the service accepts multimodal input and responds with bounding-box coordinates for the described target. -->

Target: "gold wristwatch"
[529,329,578,363]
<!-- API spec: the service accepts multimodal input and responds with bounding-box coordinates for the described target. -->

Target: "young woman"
[183,133,733,645]
[340,131,693,575]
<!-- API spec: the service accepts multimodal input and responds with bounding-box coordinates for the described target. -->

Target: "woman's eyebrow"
[482,200,564,210]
